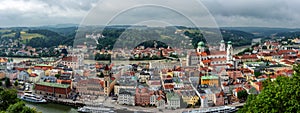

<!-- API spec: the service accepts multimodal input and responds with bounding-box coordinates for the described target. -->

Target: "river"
[25,102,79,113]
[25,102,135,113]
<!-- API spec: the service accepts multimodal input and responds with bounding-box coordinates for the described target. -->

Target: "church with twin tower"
[186,40,233,67]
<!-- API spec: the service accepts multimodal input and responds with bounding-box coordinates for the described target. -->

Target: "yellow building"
[261,56,273,61]
[201,76,219,86]
[44,69,51,76]
[182,95,199,106]
[27,68,33,74]
[160,69,174,79]
[167,70,173,77]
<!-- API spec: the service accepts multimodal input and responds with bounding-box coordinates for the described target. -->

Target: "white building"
[138,72,150,83]
[156,97,166,109]
[166,92,180,109]
[201,96,208,108]
[150,94,158,105]
[29,69,44,83]
[117,89,135,106]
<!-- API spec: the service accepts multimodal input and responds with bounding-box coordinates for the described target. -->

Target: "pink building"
[135,88,151,106]
[213,91,225,106]
[61,56,78,68]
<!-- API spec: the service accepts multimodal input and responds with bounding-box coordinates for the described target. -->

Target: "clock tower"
[103,65,111,96]
[227,41,233,64]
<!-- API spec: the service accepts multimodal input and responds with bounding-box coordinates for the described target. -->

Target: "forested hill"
[26,29,74,48]
[0,27,76,48]
[183,29,255,47]
[220,29,255,46]
[274,31,300,38]
[2,26,295,49]
[221,27,300,36]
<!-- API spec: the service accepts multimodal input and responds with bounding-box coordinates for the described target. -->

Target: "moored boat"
[20,93,47,103]
[78,103,114,113]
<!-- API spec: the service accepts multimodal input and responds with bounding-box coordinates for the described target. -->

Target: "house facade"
[35,82,71,98]
[135,88,151,106]
[201,76,219,86]
[118,89,135,106]
[201,96,208,108]
[166,92,180,109]
[76,79,104,96]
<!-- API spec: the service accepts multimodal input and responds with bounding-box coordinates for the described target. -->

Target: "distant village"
[0,36,299,112]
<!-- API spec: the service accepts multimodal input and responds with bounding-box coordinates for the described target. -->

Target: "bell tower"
[227,41,233,63]
[103,65,111,96]
[197,41,205,53]
[220,40,226,51]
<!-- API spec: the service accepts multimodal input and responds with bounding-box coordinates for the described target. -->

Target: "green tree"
[6,101,38,113]
[5,78,11,87]
[0,80,2,86]
[237,90,248,102]
[55,74,61,79]
[14,80,18,87]
[239,64,300,113]
[97,72,104,78]
[0,88,19,111]
[254,71,261,78]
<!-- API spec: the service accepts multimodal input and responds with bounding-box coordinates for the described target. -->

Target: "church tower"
[220,40,226,51]
[197,41,205,53]
[103,65,111,96]
[227,41,233,63]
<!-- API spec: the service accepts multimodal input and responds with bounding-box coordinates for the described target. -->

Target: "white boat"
[78,103,114,113]
[20,93,47,103]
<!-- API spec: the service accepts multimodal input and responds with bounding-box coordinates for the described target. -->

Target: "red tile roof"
[210,58,227,61]
[235,87,244,92]
[278,50,297,55]
[202,60,211,63]
[240,54,258,59]
[197,52,208,56]
[30,73,38,77]
[0,58,8,63]
[164,84,174,89]
[209,50,227,55]
[62,56,78,62]
[227,71,243,79]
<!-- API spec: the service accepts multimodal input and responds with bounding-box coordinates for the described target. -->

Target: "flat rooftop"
[201,76,219,80]
[36,82,70,88]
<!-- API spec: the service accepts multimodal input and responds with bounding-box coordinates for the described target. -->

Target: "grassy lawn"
[1,33,15,38]
[0,29,11,33]
[20,32,44,40]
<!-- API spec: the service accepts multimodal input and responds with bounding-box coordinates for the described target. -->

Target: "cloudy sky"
[0,0,300,28]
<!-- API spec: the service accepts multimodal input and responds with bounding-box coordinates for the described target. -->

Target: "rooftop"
[36,82,70,88]
[201,75,219,80]
[35,64,52,67]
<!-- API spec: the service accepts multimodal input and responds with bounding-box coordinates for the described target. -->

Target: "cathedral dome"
[227,41,232,44]
[198,41,205,47]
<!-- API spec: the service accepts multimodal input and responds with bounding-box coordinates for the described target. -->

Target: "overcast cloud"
[0,0,300,28]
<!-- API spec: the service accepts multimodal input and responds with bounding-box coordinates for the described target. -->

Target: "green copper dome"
[228,41,232,44]
[221,40,225,43]
[197,41,205,47]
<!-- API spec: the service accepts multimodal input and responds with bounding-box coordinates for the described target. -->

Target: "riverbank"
[25,101,139,113]
[25,102,79,113]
